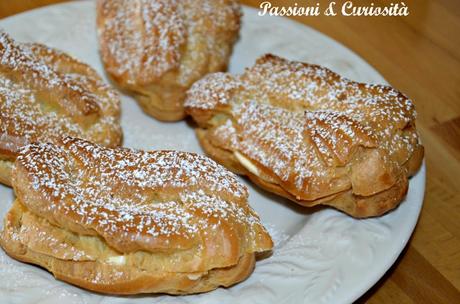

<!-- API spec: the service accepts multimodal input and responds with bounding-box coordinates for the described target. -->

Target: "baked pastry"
[0,137,273,295]
[0,32,122,186]
[96,0,241,121]
[185,54,424,218]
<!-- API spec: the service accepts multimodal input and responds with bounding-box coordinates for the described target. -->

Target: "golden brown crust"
[0,32,122,186]
[185,54,424,218]
[96,0,241,121]
[0,200,258,295]
[196,128,410,217]
[0,137,272,294]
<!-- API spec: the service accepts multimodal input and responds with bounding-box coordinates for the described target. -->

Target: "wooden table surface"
[1,0,459,303]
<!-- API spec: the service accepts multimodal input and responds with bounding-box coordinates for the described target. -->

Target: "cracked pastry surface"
[0,32,122,186]
[96,0,241,121]
[0,137,272,295]
[185,54,424,218]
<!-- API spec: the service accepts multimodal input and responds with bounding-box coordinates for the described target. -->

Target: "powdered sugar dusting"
[185,54,421,198]
[98,0,185,85]
[14,137,270,253]
[0,31,121,156]
[97,0,241,87]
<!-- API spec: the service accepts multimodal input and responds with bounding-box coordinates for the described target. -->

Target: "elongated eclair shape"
[96,0,241,121]
[0,137,272,295]
[185,54,424,218]
[0,31,122,186]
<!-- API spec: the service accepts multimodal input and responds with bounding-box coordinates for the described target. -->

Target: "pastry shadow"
[243,175,327,217]
[184,115,198,129]
[256,249,273,261]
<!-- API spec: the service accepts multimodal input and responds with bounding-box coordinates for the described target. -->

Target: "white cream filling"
[187,273,202,281]
[0,159,13,169]
[234,151,260,176]
[106,255,126,265]
[105,256,203,280]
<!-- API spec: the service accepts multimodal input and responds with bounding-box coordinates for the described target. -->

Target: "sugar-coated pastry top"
[97,0,241,87]
[1,137,272,294]
[0,32,122,160]
[185,54,423,217]
[13,137,271,254]
[96,0,241,121]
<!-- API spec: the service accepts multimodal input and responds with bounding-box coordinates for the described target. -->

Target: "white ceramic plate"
[0,1,425,303]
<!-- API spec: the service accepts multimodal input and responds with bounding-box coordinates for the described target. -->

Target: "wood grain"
[1,0,459,303]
